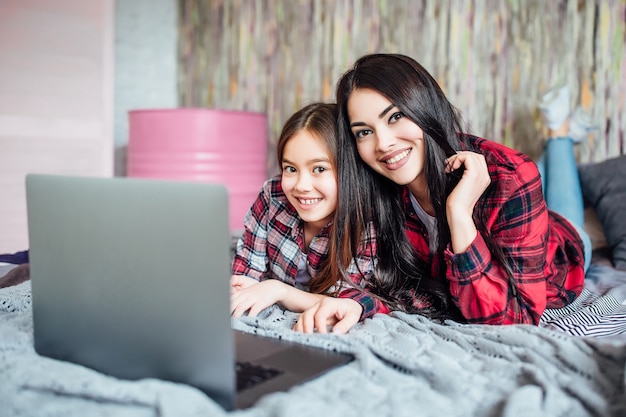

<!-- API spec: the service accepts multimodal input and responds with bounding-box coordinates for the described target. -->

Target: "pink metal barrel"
[127,108,268,231]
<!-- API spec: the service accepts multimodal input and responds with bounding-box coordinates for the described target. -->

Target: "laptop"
[25,174,353,410]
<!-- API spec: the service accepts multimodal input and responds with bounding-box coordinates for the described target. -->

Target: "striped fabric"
[540,289,626,337]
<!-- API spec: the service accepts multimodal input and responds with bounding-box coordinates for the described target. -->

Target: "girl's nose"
[294,173,312,191]
[375,128,395,151]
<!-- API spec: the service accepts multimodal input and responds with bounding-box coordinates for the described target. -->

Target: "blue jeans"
[536,137,591,272]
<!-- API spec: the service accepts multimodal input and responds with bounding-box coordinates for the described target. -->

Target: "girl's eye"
[312,166,327,174]
[389,112,404,123]
[354,129,372,139]
[282,166,296,173]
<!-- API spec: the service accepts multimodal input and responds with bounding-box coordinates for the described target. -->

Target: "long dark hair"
[331,53,516,321]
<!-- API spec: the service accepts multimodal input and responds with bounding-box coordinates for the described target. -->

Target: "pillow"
[583,206,608,250]
[0,264,30,289]
[578,155,626,270]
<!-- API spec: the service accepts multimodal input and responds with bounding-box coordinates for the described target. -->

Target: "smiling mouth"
[382,149,411,165]
[297,198,322,205]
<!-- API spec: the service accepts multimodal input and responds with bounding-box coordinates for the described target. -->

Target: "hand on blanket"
[295,297,362,334]
[231,279,285,318]
[231,277,326,318]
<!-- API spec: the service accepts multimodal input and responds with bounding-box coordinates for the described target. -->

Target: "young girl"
[230,102,378,334]
[302,53,589,332]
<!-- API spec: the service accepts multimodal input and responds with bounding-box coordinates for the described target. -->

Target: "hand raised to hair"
[445,151,490,217]
[444,151,491,253]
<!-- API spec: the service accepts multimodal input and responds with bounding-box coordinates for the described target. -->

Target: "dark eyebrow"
[282,157,330,165]
[349,103,396,129]
[378,104,395,119]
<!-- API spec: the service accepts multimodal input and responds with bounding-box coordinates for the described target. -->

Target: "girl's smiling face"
[280,129,337,234]
[347,88,427,188]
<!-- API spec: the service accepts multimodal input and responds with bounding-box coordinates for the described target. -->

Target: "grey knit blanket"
[1,280,625,417]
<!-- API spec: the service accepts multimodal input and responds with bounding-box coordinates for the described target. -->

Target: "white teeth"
[385,149,410,164]
[298,198,321,205]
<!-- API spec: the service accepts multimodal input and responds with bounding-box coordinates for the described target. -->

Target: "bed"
[2,156,626,417]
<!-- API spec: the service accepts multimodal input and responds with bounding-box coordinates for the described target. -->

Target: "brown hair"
[276,102,340,295]
[276,102,339,169]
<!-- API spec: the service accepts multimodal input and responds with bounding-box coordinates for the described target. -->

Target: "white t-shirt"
[409,193,438,254]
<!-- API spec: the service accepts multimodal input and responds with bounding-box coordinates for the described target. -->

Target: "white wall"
[0,0,178,253]
[0,0,114,253]
[114,0,178,176]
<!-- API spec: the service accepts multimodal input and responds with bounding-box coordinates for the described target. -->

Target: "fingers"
[230,282,271,318]
[295,308,316,334]
[230,301,249,318]
[445,151,487,174]
[247,302,268,318]
[312,303,340,334]
[445,152,490,194]
[293,299,360,334]
[231,295,268,318]
[330,310,360,334]
[444,154,464,173]
[328,299,361,334]
[230,292,252,318]
[295,303,325,334]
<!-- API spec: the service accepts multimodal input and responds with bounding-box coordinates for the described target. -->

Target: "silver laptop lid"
[26,174,235,409]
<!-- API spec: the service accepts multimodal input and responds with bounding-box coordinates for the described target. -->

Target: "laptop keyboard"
[236,361,283,391]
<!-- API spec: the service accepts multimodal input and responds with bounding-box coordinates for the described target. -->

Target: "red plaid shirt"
[231,177,383,318]
[233,137,584,324]
[398,136,584,324]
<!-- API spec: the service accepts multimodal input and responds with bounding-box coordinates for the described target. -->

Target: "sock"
[539,84,570,131]
[569,107,599,143]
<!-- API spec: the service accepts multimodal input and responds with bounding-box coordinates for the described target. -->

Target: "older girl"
[301,54,588,332]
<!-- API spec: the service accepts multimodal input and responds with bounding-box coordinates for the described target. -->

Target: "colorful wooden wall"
[178,0,625,174]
